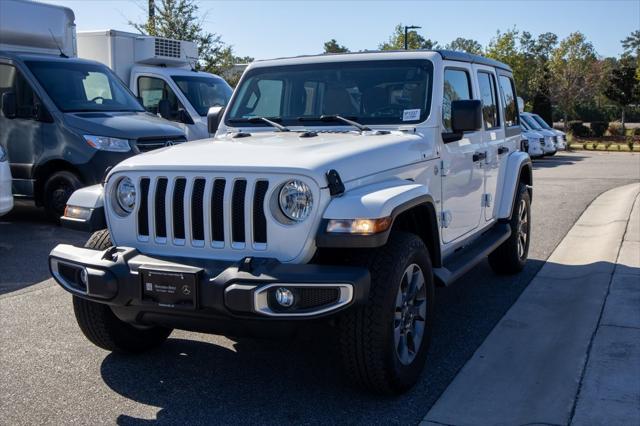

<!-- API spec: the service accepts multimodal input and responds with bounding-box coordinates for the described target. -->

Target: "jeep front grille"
[136,177,270,249]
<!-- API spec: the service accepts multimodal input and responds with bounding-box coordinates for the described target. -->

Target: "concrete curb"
[421,182,640,426]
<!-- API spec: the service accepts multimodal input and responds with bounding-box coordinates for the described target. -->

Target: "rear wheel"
[43,170,82,222]
[339,232,435,394]
[72,230,172,353]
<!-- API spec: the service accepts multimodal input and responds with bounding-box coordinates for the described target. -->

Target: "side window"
[498,75,519,127]
[137,76,182,121]
[477,72,499,129]
[0,63,39,120]
[443,69,472,133]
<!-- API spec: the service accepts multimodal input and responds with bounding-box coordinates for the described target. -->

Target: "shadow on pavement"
[532,152,588,169]
[99,258,552,425]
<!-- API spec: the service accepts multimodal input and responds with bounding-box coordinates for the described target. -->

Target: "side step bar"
[433,223,511,287]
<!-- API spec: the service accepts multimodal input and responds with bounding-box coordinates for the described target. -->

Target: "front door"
[440,65,485,244]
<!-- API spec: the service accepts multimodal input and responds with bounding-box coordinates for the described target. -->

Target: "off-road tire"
[43,170,82,222]
[72,230,172,353]
[338,232,435,394]
[488,183,531,274]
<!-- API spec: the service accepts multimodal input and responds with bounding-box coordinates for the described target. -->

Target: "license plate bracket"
[140,267,199,310]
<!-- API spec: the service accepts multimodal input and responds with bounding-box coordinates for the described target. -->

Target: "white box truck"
[77,30,233,141]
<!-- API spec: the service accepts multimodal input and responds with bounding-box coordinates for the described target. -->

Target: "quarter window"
[137,76,184,122]
[477,72,499,129]
[498,75,519,127]
[0,63,40,120]
[443,69,472,132]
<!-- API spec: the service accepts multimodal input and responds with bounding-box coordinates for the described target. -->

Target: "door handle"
[498,146,509,155]
[472,151,486,162]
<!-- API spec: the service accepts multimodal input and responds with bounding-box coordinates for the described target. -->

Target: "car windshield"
[531,114,552,130]
[171,75,233,116]
[520,115,542,130]
[226,59,433,127]
[26,60,144,113]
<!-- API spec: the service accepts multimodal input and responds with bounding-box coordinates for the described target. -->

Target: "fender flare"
[316,179,439,253]
[497,152,532,220]
[60,184,106,232]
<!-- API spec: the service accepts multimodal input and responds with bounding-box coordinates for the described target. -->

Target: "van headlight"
[277,180,313,222]
[113,177,136,215]
[84,135,131,152]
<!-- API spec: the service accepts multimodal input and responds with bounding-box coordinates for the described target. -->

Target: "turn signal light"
[64,205,92,220]
[326,217,392,234]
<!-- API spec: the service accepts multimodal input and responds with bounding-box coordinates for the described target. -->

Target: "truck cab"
[77,30,233,141]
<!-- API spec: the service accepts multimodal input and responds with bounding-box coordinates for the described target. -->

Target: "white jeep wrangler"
[49,50,532,394]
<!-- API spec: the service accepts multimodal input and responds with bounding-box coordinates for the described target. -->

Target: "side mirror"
[517,97,525,113]
[207,106,224,134]
[451,99,482,133]
[157,99,172,120]
[1,92,17,119]
[35,104,53,123]
[177,108,194,125]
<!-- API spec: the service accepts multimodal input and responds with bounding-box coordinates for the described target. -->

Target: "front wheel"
[489,183,531,274]
[43,170,82,222]
[339,232,435,394]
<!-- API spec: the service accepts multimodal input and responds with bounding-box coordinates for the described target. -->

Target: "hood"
[64,111,185,140]
[111,130,431,186]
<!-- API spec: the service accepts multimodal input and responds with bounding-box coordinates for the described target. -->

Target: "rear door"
[440,64,485,244]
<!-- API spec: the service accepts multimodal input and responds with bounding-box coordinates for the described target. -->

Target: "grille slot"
[253,181,269,245]
[191,178,206,242]
[172,178,187,240]
[155,178,168,238]
[138,178,150,237]
[231,180,247,244]
[211,179,226,243]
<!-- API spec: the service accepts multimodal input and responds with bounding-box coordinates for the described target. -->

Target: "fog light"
[79,268,89,287]
[275,287,295,307]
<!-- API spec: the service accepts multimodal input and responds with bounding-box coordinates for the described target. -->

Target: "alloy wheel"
[394,263,427,365]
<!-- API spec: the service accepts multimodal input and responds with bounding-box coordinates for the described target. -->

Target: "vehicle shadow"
[98,257,573,425]
[0,201,86,294]
[532,152,588,169]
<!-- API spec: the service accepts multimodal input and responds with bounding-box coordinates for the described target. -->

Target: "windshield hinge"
[326,169,345,197]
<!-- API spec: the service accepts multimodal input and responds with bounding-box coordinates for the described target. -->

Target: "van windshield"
[520,115,542,130]
[226,59,433,127]
[172,75,233,116]
[25,60,144,113]
[531,114,553,130]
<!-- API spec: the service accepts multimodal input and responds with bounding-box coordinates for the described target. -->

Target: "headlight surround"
[84,135,131,152]
[277,180,313,222]
[114,177,136,215]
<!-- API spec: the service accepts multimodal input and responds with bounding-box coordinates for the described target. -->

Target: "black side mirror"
[207,106,224,134]
[35,104,53,123]
[451,100,482,133]
[1,92,17,119]
[178,108,194,125]
[157,99,172,120]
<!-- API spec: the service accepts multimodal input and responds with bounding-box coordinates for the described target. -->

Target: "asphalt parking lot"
[1,151,639,425]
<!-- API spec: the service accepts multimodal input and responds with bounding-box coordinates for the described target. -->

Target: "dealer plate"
[140,268,198,310]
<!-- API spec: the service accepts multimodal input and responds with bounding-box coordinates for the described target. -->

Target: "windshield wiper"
[228,116,290,132]
[298,115,371,132]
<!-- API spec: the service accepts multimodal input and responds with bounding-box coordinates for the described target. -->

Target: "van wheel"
[43,171,82,222]
[73,229,172,353]
[338,232,435,394]
[489,183,531,274]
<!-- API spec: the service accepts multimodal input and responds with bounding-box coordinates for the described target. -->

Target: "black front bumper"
[49,244,370,331]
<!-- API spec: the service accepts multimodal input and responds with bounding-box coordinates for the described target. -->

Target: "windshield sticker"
[402,109,421,121]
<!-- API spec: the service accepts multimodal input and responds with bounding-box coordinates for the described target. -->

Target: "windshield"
[531,114,552,130]
[520,120,531,131]
[520,115,542,130]
[26,60,144,113]
[172,75,233,116]
[226,59,433,127]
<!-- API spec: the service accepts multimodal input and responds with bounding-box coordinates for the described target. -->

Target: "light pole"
[404,25,421,50]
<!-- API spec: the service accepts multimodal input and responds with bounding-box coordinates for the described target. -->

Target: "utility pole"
[404,25,421,50]
[148,0,155,33]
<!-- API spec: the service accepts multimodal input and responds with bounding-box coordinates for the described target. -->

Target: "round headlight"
[278,180,313,222]
[115,177,136,214]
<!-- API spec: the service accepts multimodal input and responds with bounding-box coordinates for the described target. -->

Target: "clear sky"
[41,0,640,60]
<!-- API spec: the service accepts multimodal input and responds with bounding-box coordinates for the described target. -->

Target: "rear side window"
[498,75,519,127]
[443,69,472,132]
[0,63,39,119]
[477,72,499,129]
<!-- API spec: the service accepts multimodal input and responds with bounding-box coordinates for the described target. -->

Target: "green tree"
[547,32,599,129]
[445,37,482,55]
[604,55,640,132]
[486,29,527,94]
[621,30,640,55]
[323,39,349,54]
[379,24,438,50]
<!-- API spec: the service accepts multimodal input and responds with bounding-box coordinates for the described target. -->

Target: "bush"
[568,121,591,137]
[590,121,609,137]
[608,123,623,136]
[632,128,640,136]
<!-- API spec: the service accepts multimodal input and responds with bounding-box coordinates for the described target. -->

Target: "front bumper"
[49,244,370,327]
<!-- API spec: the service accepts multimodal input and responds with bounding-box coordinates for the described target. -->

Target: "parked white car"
[527,113,566,150]
[520,113,557,155]
[49,50,532,394]
[519,124,545,158]
[0,145,13,216]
